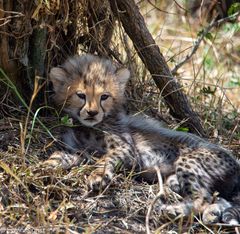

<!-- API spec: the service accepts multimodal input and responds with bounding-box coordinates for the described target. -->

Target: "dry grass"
[0,1,240,233]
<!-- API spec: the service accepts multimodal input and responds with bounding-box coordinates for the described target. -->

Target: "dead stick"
[145,166,164,234]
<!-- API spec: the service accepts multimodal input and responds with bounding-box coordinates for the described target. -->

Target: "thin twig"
[0,9,24,15]
[194,216,215,234]
[145,166,164,234]
[210,222,240,234]
[0,13,24,21]
[172,11,240,74]
[211,223,240,228]
[146,0,177,15]
[0,19,10,27]
[189,221,240,234]
[173,0,188,13]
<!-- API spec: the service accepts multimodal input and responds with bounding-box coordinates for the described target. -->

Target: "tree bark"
[109,0,206,137]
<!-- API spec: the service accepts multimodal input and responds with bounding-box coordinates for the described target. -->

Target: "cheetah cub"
[45,54,240,224]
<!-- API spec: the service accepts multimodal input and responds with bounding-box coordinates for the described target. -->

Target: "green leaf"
[200,86,216,96]
[228,3,240,16]
[61,115,73,126]
[223,22,240,33]
[176,127,189,132]
[197,29,204,37]
[205,32,213,41]
[228,77,240,87]
[203,55,215,70]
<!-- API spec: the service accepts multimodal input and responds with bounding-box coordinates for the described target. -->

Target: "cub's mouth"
[79,113,104,126]
[81,117,100,126]
[84,117,96,121]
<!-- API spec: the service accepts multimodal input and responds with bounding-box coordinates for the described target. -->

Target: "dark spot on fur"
[184,188,192,195]
[183,182,191,187]
[205,157,210,162]
[212,158,218,164]
[189,176,196,182]
[176,167,183,173]
[198,179,206,188]
[109,144,115,149]
[182,173,189,179]
[189,160,196,164]
[195,158,201,162]
[188,172,195,177]
[178,162,184,167]
[127,149,134,156]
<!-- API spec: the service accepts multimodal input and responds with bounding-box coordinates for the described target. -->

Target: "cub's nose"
[87,110,99,117]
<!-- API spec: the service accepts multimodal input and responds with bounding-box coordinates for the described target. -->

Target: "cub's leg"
[160,148,239,222]
[165,174,181,194]
[222,206,240,225]
[87,135,136,191]
[161,188,232,224]
[222,193,240,224]
[163,174,232,224]
[43,151,84,169]
[202,198,231,224]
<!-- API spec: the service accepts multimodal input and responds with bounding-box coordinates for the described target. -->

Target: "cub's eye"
[76,92,86,99]
[101,94,110,101]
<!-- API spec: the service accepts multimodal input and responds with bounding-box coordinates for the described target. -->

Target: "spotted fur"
[45,54,240,224]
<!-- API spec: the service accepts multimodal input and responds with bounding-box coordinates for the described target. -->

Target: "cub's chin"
[78,117,102,127]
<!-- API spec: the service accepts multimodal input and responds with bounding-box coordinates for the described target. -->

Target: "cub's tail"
[222,205,240,225]
[222,174,240,224]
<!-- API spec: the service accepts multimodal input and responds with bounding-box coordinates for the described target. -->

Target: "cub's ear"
[49,67,67,92]
[115,68,130,88]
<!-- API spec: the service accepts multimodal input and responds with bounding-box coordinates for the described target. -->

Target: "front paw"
[87,169,112,192]
[159,202,192,219]
[202,204,221,224]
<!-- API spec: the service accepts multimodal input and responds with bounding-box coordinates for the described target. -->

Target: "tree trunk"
[109,0,206,137]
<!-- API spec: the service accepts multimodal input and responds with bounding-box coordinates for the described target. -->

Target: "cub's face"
[49,55,130,127]
[67,80,114,126]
